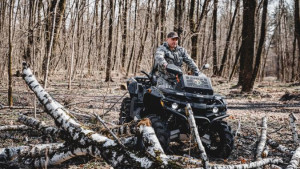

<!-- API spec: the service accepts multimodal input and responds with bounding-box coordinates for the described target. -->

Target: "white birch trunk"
[186,103,209,168]
[18,114,63,138]
[286,146,300,169]
[138,124,169,165]
[256,116,267,161]
[21,63,176,168]
[268,139,294,155]
[0,143,65,161]
[209,158,282,169]
[289,113,299,144]
[0,125,31,131]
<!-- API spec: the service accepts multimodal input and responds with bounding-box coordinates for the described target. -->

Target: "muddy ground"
[0,72,300,168]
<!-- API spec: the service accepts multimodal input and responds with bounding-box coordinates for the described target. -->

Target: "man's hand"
[163,63,168,69]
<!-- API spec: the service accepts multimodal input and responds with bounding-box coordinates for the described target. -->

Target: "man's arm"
[182,48,200,75]
[155,47,168,69]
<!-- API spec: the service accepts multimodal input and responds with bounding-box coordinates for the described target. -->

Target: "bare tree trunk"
[240,0,256,92]
[134,0,152,76]
[218,0,240,76]
[174,0,184,43]
[112,0,121,71]
[8,0,15,107]
[160,0,166,44]
[42,0,66,78]
[24,1,35,65]
[43,0,60,89]
[249,0,268,90]
[121,0,128,68]
[105,0,114,82]
[87,1,96,75]
[189,0,210,63]
[294,0,300,81]
[292,37,297,82]
[126,0,137,76]
[212,0,218,75]
[68,2,78,90]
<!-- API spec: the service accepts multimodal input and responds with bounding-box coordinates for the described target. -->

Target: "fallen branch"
[168,155,202,166]
[138,120,169,165]
[21,62,179,168]
[94,112,125,148]
[101,120,137,137]
[0,125,31,131]
[186,103,208,168]
[0,106,35,110]
[267,138,294,155]
[289,113,298,144]
[31,145,100,168]
[0,143,65,161]
[18,114,65,139]
[286,146,300,169]
[255,117,267,161]
[235,117,242,138]
[209,158,282,169]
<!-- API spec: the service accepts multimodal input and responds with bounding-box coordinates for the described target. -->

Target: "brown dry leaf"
[239,158,247,164]
[137,118,151,127]
[228,115,235,120]
[261,151,268,158]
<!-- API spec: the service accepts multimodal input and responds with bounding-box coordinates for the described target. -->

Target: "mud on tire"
[204,121,234,159]
[119,97,132,125]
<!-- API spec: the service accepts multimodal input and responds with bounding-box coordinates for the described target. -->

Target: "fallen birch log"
[208,158,283,169]
[31,145,101,168]
[286,146,300,169]
[167,155,202,166]
[18,114,65,139]
[0,125,31,131]
[289,113,299,144]
[255,117,267,161]
[0,143,65,161]
[137,119,168,165]
[267,139,294,155]
[20,62,179,168]
[186,103,208,168]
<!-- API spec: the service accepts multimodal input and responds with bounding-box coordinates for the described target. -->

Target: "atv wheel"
[202,121,234,159]
[137,114,170,152]
[119,97,133,125]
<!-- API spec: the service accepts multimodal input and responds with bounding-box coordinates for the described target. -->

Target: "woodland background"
[0,0,300,105]
[1,0,300,168]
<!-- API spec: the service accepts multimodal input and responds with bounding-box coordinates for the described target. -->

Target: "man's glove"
[194,72,200,76]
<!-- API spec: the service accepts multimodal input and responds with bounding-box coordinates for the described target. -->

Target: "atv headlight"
[171,103,179,110]
[212,106,219,113]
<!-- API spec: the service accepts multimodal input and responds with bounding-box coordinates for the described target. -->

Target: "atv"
[119,64,234,158]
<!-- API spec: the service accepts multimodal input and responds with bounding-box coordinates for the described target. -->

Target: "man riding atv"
[155,31,200,89]
[119,31,234,159]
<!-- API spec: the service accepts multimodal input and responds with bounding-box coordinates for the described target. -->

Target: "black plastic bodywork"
[126,72,228,133]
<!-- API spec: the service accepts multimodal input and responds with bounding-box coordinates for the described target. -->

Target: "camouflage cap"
[167,31,179,39]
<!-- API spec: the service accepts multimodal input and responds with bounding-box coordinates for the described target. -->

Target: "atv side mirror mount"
[166,64,183,75]
[201,64,210,70]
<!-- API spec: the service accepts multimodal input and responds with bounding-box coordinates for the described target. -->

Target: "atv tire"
[119,97,133,125]
[137,114,170,152]
[203,121,234,159]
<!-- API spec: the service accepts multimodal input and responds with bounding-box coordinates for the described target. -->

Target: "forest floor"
[0,72,300,168]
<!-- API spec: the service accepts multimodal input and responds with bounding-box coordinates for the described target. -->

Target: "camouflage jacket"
[154,42,200,82]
